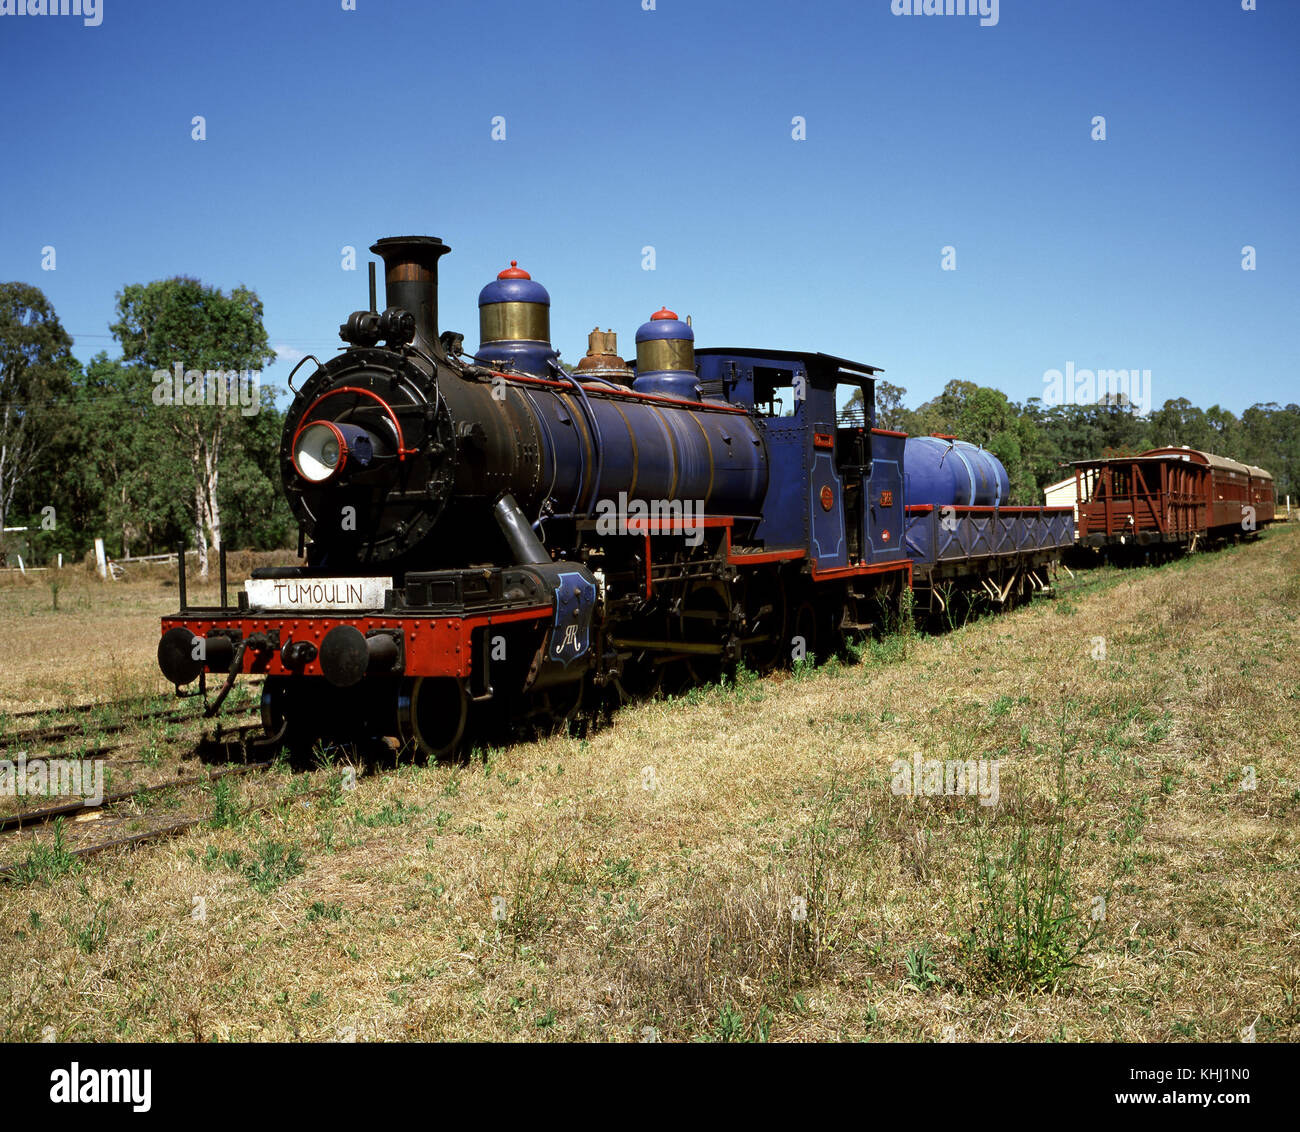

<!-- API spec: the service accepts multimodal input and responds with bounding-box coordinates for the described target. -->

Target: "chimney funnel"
[369,236,451,356]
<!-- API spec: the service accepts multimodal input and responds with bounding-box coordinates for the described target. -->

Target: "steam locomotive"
[158,235,1074,757]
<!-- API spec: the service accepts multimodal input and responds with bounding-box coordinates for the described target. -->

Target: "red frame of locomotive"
[163,514,914,684]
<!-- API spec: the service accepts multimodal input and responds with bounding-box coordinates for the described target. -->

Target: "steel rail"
[0,756,272,833]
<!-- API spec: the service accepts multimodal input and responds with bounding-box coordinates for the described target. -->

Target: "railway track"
[0,754,272,834]
[1,681,266,724]
[0,778,338,879]
[0,721,345,880]
[0,691,322,880]
[3,694,166,723]
[0,699,261,750]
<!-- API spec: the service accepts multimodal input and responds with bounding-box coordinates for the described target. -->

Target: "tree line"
[850,380,1300,507]
[0,279,292,574]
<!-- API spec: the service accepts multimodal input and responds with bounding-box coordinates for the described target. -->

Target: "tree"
[0,283,74,538]
[1202,403,1240,453]
[110,278,275,575]
[838,386,865,425]
[50,353,190,559]
[1149,398,1213,451]
[874,380,910,432]
[908,380,1049,503]
[23,350,291,563]
[838,380,915,434]
[1237,401,1300,503]
[216,380,294,551]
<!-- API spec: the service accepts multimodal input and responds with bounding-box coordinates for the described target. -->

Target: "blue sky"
[1,0,1296,416]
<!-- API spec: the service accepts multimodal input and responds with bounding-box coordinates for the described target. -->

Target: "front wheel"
[396,676,469,760]
[258,676,323,761]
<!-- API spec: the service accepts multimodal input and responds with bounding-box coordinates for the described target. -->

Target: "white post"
[94,538,108,579]
[16,555,24,576]
[57,552,62,569]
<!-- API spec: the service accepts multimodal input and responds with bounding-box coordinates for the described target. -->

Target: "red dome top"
[497,260,531,280]
[651,307,678,321]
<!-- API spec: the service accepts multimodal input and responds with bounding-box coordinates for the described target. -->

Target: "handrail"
[550,361,605,520]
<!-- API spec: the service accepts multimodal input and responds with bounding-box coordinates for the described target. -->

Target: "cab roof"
[696,347,882,380]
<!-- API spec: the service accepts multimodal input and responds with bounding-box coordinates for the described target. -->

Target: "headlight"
[293,421,346,482]
[292,421,375,483]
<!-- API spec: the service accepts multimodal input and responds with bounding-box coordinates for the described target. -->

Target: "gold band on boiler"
[480,302,550,344]
[636,338,695,374]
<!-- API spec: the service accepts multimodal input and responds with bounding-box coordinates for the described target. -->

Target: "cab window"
[753,365,802,418]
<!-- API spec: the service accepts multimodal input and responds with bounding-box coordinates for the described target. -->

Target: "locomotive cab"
[696,348,904,569]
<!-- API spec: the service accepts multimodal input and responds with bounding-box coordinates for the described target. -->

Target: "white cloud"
[274,344,307,364]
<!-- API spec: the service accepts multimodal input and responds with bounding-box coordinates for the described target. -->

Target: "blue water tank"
[904,436,1010,507]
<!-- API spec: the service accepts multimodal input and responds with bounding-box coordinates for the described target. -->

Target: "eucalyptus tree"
[110,277,275,575]
[0,282,74,542]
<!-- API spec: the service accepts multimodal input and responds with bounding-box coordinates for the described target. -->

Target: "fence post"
[94,538,108,580]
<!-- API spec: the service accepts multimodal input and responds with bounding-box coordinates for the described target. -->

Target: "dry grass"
[0,529,1297,1042]
[0,551,295,711]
